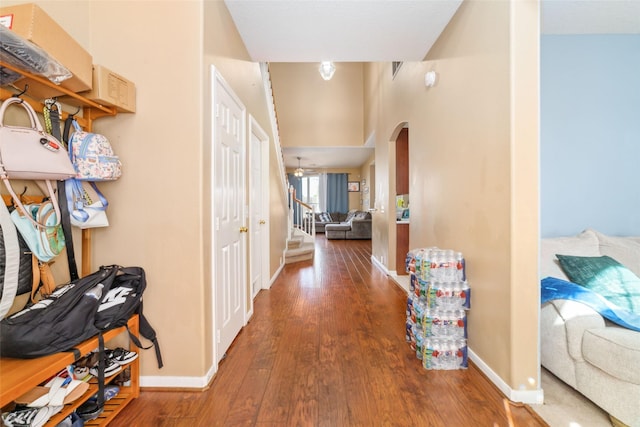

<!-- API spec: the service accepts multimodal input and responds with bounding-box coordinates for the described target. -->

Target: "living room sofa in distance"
[313,212,348,233]
[540,229,640,427]
[324,210,372,240]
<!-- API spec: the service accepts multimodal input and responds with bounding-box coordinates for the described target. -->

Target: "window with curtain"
[288,172,348,214]
[299,175,320,212]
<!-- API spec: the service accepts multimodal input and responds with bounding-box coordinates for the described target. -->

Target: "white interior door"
[212,67,246,363]
[249,117,270,299]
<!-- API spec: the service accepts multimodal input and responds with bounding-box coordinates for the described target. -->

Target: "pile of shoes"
[74,347,137,379]
[1,348,136,426]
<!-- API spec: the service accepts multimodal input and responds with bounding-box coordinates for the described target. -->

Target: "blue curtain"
[326,173,348,213]
[288,173,303,224]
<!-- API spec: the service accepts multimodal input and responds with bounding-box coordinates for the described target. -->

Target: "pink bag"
[0,97,76,181]
[0,97,76,229]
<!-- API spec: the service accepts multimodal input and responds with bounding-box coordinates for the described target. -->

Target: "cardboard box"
[82,65,136,113]
[0,3,92,97]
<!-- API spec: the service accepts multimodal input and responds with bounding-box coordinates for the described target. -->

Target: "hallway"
[112,236,546,426]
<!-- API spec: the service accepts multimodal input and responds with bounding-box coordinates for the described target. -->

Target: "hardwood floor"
[111,236,546,427]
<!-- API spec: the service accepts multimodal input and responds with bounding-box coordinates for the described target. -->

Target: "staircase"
[260,62,315,265]
[284,187,316,264]
[284,230,315,264]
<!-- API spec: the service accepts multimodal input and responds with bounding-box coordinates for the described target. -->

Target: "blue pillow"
[556,254,640,313]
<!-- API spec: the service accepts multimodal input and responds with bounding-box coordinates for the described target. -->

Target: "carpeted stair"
[284,235,314,264]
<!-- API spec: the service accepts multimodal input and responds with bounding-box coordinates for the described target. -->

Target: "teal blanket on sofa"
[541,277,640,332]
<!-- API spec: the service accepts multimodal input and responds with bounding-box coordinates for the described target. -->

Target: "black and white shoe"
[1,406,59,427]
[89,357,122,378]
[106,347,138,366]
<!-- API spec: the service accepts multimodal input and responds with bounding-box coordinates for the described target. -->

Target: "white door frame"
[249,115,270,304]
[210,65,247,366]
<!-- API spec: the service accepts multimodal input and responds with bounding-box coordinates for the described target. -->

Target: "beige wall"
[3,0,539,395]
[365,1,539,391]
[269,63,364,148]
[5,0,289,382]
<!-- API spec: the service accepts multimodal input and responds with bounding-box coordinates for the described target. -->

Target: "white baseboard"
[371,255,389,275]
[269,259,285,287]
[468,348,544,404]
[141,363,216,389]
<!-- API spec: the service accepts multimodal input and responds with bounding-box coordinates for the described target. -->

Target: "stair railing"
[289,186,315,239]
[260,62,288,201]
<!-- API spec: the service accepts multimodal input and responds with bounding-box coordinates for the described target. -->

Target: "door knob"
[239,227,248,233]
[259,220,266,225]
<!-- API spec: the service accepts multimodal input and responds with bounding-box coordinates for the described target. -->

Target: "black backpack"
[96,266,163,368]
[0,265,118,358]
[0,265,162,368]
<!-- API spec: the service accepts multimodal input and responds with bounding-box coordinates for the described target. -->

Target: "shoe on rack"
[106,348,138,366]
[76,400,103,422]
[89,358,122,378]
[2,407,43,427]
[112,367,131,387]
[1,405,60,427]
[86,385,120,404]
[72,366,90,381]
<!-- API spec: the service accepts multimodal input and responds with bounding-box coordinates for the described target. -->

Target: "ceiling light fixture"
[294,157,304,177]
[319,61,336,80]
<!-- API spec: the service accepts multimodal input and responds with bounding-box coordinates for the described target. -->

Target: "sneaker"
[1,406,54,427]
[2,407,41,426]
[112,367,131,387]
[86,385,120,404]
[76,400,103,422]
[106,347,138,366]
[89,358,122,378]
[72,366,90,380]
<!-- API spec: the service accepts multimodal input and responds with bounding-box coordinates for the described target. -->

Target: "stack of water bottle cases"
[405,248,470,370]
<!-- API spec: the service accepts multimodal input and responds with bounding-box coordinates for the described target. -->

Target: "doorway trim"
[248,115,270,306]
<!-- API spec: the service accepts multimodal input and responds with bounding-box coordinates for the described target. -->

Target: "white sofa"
[540,229,640,427]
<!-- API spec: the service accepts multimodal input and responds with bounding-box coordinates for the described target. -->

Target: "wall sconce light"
[319,61,336,80]
[425,70,437,88]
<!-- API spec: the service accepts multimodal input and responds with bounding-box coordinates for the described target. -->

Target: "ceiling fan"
[293,156,321,177]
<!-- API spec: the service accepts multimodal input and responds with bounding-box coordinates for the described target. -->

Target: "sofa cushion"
[594,230,640,277]
[318,212,332,223]
[541,229,600,280]
[331,212,348,222]
[548,299,605,361]
[556,255,640,313]
[325,223,351,232]
[353,211,370,220]
[344,210,357,223]
[582,326,640,385]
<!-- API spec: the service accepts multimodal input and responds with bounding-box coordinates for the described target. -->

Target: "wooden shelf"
[1,57,137,426]
[0,315,139,425]
[1,59,119,277]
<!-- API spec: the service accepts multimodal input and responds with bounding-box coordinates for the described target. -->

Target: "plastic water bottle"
[456,339,468,369]
[84,284,103,300]
[444,250,455,281]
[455,252,465,281]
[429,251,439,281]
[415,333,424,360]
[421,249,431,281]
[414,249,423,277]
[460,281,471,310]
